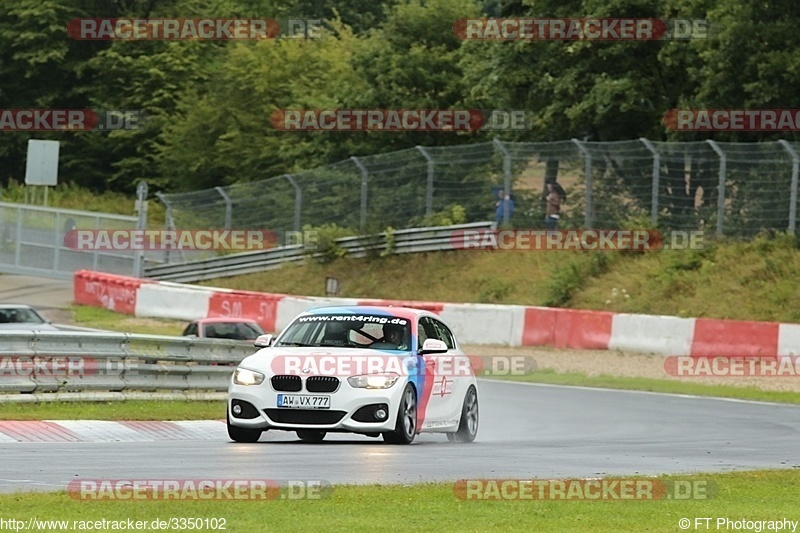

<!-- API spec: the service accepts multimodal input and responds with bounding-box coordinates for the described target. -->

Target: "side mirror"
[254,334,274,348]
[420,338,448,355]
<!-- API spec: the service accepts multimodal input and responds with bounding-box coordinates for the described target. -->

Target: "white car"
[227,306,479,444]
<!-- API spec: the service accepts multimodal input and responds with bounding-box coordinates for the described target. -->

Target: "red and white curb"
[0,420,225,443]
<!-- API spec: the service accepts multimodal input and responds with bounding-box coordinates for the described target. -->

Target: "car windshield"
[276,314,411,350]
[0,308,45,324]
[203,321,265,340]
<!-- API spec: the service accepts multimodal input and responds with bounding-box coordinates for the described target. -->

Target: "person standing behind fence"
[495,191,515,229]
[545,182,563,230]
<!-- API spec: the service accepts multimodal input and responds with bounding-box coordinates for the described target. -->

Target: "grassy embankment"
[1,470,799,533]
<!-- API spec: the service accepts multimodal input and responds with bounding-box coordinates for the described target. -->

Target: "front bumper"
[228,378,406,433]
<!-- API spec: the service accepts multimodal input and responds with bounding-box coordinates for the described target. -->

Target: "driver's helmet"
[383,323,404,342]
[327,322,346,334]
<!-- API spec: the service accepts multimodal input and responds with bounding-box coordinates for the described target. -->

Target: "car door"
[429,318,467,425]
[417,317,455,427]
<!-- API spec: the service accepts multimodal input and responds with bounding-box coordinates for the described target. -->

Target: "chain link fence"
[157,139,800,245]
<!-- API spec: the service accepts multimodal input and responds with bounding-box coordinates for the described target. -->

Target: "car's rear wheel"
[448,386,478,443]
[296,430,327,443]
[383,383,417,444]
[227,411,262,443]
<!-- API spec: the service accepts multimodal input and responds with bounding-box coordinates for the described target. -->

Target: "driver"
[382,323,406,349]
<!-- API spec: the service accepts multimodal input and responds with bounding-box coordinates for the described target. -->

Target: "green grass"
[2,470,799,532]
[0,400,225,420]
[70,305,185,336]
[201,233,800,322]
[492,369,800,404]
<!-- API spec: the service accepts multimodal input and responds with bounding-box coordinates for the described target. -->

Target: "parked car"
[0,304,59,331]
[182,318,266,341]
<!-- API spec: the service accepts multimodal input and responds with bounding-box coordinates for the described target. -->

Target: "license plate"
[277,394,331,409]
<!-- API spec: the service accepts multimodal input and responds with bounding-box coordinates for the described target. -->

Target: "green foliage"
[410,205,467,227]
[544,252,616,308]
[303,223,353,263]
[476,276,513,303]
[381,226,396,257]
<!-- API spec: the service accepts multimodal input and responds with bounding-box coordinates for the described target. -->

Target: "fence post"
[416,146,434,216]
[640,138,660,226]
[156,192,174,264]
[214,186,232,230]
[706,140,726,237]
[134,181,148,278]
[572,139,593,228]
[284,175,302,232]
[779,140,799,234]
[92,215,100,270]
[53,211,61,272]
[351,156,368,232]
[14,205,21,267]
[493,139,512,224]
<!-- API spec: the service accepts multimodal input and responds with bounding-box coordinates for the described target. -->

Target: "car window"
[431,319,455,349]
[183,322,198,336]
[418,317,439,345]
[0,308,45,324]
[281,322,320,345]
[278,314,411,348]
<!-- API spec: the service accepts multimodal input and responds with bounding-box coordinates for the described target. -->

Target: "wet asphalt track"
[2,380,800,492]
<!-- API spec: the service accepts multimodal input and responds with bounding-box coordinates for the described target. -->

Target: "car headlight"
[233,368,265,386]
[347,373,400,389]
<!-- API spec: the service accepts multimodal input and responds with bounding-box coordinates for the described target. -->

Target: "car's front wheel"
[296,430,327,443]
[383,383,417,444]
[227,411,262,443]
[447,386,478,443]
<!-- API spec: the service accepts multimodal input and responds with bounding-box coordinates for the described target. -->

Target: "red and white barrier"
[72,270,800,355]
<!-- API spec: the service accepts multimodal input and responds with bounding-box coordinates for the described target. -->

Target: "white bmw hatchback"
[227,306,479,444]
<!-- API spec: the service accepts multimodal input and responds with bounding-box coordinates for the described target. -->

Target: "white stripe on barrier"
[609,314,696,356]
[440,303,527,347]
[778,324,800,356]
[135,283,212,321]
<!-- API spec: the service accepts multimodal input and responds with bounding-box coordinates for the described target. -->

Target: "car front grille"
[305,376,340,393]
[264,409,346,425]
[271,375,302,392]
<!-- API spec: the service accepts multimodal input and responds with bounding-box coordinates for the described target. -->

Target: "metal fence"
[157,139,800,241]
[144,221,494,283]
[0,330,254,402]
[0,202,142,279]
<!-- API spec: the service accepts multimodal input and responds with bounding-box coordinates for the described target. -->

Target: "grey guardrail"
[0,330,256,402]
[143,221,494,283]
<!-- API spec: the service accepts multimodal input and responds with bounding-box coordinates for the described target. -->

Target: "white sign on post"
[25,140,60,186]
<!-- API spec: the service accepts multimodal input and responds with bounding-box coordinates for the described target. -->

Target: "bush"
[476,276,514,303]
[302,223,354,264]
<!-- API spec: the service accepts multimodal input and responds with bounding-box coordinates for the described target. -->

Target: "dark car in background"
[182,318,266,341]
[0,304,59,331]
